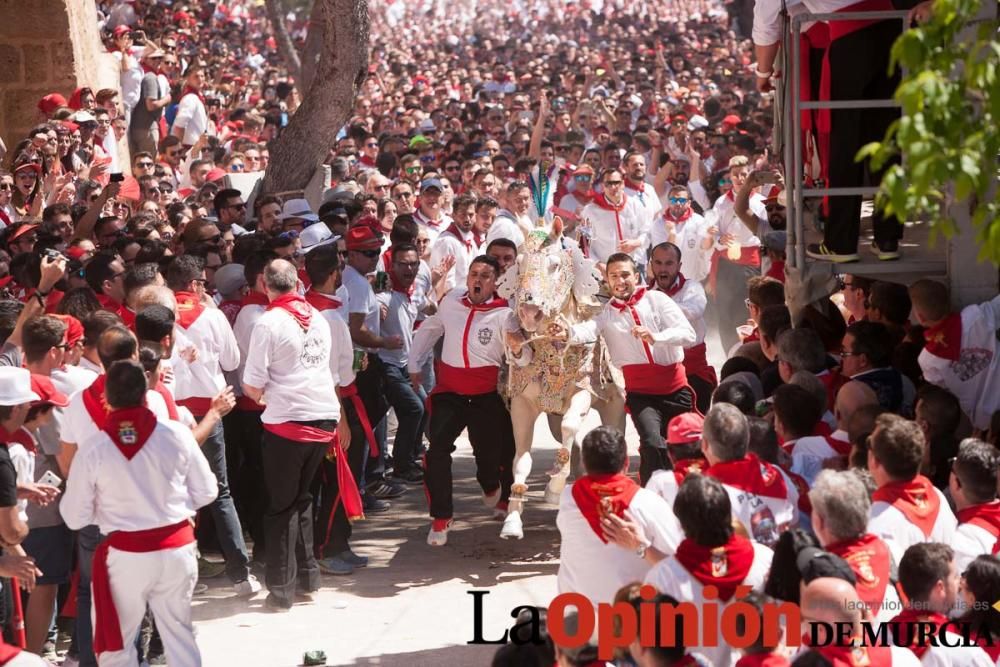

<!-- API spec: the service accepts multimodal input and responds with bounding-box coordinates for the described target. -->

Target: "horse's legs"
[545,389,593,503]
[502,395,539,540]
[596,386,627,433]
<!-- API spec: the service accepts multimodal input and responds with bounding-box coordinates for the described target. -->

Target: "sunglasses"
[356,249,380,258]
[604,180,624,187]
[136,161,154,168]
[405,166,421,174]
[668,197,688,205]
[277,230,299,241]
[0,183,11,191]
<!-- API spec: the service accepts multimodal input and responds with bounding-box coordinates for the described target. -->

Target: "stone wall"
[0,0,118,148]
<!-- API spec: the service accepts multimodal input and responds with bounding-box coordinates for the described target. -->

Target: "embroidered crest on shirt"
[119,422,137,445]
[952,347,992,381]
[477,327,493,346]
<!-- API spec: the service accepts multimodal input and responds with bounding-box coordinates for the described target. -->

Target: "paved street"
[193,411,631,666]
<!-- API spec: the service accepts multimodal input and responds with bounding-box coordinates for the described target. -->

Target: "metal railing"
[782,9,911,269]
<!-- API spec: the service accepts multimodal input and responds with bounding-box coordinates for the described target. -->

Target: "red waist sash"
[709,246,761,295]
[433,361,499,396]
[93,521,194,654]
[683,342,718,386]
[622,362,687,396]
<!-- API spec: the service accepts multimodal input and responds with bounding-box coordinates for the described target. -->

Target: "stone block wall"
[0,0,119,148]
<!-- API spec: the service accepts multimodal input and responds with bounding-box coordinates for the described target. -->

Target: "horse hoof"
[500,514,524,540]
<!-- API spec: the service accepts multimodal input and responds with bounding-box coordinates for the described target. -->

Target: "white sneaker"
[233,574,262,596]
[427,519,453,546]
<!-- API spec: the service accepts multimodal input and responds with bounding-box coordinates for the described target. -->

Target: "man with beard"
[580,169,649,273]
[551,253,695,484]
[623,152,662,231]
[649,185,713,283]
[486,181,532,249]
[412,179,451,243]
[649,243,716,413]
[430,194,479,295]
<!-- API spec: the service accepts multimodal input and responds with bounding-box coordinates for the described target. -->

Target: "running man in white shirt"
[61,359,217,667]
[580,169,650,271]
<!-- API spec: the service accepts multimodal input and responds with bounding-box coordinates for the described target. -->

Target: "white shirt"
[868,485,957,563]
[580,196,650,265]
[920,639,995,667]
[707,459,801,548]
[308,292,356,387]
[60,418,217,533]
[649,211,712,283]
[568,288,695,370]
[624,182,663,231]
[342,265,380,352]
[787,435,843,485]
[172,305,240,406]
[408,289,524,373]
[657,276,708,347]
[412,208,451,244]
[242,304,341,424]
[951,506,1000,572]
[376,286,427,367]
[556,485,682,607]
[918,295,1000,430]
[486,211,527,248]
[7,430,33,522]
[173,92,210,146]
[63,381,170,450]
[644,541,773,667]
[754,0,859,46]
[231,300,267,400]
[430,226,479,293]
[712,192,767,250]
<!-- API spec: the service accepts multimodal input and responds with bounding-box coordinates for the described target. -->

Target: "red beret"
[37,94,67,116]
[344,224,382,251]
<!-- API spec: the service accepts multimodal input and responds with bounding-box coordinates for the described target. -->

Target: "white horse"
[497,221,625,540]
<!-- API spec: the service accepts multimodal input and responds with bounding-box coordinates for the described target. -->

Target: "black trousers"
[713,259,759,353]
[688,374,715,415]
[225,408,267,562]
[356,354,389,483]
[425,391,515,520]
[261,422,331,601]
[312,400,366,558]
[626,388,694,486]
[824,19,903,254]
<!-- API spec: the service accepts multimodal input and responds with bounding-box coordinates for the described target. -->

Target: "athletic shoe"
[805,243,860,263]
[482,487,500,509]
[264,593,292,612]
[319,556,354,575]
[335,549,369,568]
[427,518,453,546]
[197,558,226,579]
[233,574,262,596]
[193,583,208,595]
[392,468,424,485]
[363,495,391,513]
[870,240,900,261]
[367,479,406,499]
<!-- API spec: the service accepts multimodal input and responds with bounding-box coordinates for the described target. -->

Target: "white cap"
[300,223,335,252]
[687,114,709,131]
[0,368,40,406]
[277,198,319,223]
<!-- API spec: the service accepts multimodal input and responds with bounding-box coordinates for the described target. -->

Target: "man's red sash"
[92,520,195,654]
[336,383,378,456]
[708,246,761,295]
[872,476,941,538]
[706,454,789,500]
[825,533,892,616]
[682,342,718,387]
[570,473,639,543]
[621,363,687,396]
[433,362,499,396]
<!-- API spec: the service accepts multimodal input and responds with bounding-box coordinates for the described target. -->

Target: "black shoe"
[363,495,391,513]
[367,479,406,499]
[264,593,292,613]
[392,468,424,485]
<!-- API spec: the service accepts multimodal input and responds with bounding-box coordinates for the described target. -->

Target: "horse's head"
[496,217,600,333]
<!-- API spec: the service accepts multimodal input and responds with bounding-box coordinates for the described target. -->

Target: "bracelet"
[755,68,774,79]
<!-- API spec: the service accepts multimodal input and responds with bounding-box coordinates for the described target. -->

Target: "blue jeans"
[199,418,250,583]
[383,363,425,473]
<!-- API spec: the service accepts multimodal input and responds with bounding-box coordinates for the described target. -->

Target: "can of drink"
[374,271,389,292]
[352,349,365,372]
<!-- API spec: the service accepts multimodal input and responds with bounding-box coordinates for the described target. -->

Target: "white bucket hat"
[0,367,40,406]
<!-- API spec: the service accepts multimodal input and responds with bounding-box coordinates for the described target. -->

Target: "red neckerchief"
[460,293,508,311]
[872,476,941,537]
[472,230,484,247]
[976,631,1000,662]
[706,453,789,500]
[102,406,157,460]
[625,178,645,193]
[923,312,962,361]
[0,641,21,664]
[735,653,791,667]
[141,63,159,75]
[824,434,852,456]
[152,382,180,421]
[380,248,393,273]
[673,456,706,485]
[0,209,10,227]
[267,293,312,330]
[445,223,473,251]
[82,375,111,428]
[358,155,376,167]
[592,192,625,212]
[7,426,36,454]
[218,299,242,326]
[241,291,270,307]
[609,287,646,312]
[665,274,686,298]
[801,642,893,667]
[570,473,640,543]
[825,533,892,615]
[304,289,343,312]
[957,500,1000,544]
[674,534,755,601]
[181,86,205,105]
[173,291,205,329]
[96,293,122,313]
[664,207,693,223]
[725,189,736,202]
[890,608,951,658]
[389,273,415,300]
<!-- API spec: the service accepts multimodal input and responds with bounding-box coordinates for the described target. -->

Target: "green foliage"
[860,0,999,263]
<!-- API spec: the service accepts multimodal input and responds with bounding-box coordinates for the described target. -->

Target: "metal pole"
[783,12,795,269]
[792,16,805,270]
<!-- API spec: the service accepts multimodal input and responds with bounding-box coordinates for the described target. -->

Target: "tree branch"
[264,0,302,83]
